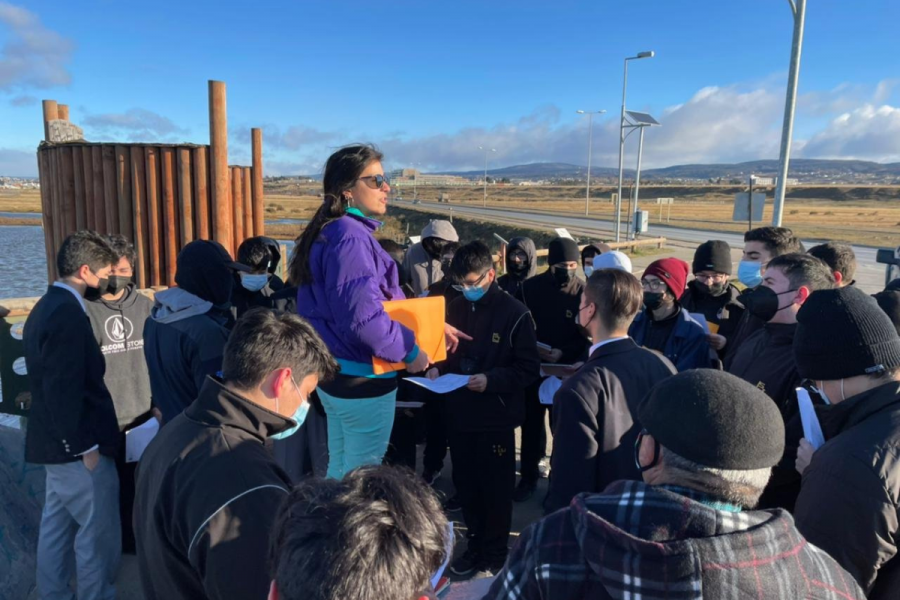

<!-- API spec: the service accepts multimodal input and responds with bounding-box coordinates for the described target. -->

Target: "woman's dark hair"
[269,465,449,600]
[288,144,384,285]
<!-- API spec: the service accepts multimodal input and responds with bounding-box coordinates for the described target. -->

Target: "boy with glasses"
[628,258,708,371]
[425,241,540,577]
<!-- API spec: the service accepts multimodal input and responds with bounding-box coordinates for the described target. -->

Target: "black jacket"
[85,284,154,430]
[271,285,298,314]
[794,382,900,599]
[521,270,588,364]
[144,288,231,423]
[545,338,676,513]
[230,274,285,320]
[134,377,293,600]
[722,287,766,369]
[680,280,744,351]
[726,323,800,419]
[24,285,119,464]
[441,283,540,432]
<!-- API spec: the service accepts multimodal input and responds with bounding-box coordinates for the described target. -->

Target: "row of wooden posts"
[37,81,264,288]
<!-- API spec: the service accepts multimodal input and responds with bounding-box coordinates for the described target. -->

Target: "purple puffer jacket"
[297,212,416,369]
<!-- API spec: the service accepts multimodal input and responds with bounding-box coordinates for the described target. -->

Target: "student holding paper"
[290,145,467,480]
[791,287,900,599]
[85,234,155,554]
[426,241,540,577]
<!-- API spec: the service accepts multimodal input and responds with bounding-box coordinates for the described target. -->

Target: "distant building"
[389,169,470,187]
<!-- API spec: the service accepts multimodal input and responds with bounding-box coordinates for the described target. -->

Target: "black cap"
[692,240,732,275]
[548,237,580,266]
[794,286,900,380]
[175,240,250,305]
[874,290,900,336]
[638,370,785,470]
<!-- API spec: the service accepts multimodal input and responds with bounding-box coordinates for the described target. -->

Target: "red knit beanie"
[644,258,689,301]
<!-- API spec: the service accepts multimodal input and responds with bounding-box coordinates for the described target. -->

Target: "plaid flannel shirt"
[483,480,864,600]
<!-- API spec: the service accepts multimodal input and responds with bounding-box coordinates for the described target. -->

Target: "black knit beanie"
[794,287,900,380]
[548,237,580,266]
[638,370,785,470]
[874,290,900,336]
[693,240,732,275]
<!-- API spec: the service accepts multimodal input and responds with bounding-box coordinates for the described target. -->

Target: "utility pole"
[773,0,807,226]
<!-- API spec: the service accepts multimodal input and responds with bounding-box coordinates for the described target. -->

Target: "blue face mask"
[737,260,763,288]
[270,378,310,440]
[241,273,269,292]
[463,285,487,302]
[584,266,594,278]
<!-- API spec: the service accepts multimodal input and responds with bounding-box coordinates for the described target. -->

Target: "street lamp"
[773,0,807,226]
[478,146,496,207]
[412,162,421,199]
[622,111,660,240]
[576,109,606,216]
[615,50,654,242]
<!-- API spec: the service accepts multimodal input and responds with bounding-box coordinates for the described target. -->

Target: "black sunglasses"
[356,174,390,189]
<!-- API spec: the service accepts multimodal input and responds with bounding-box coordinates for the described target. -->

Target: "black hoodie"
[521,269,588,364]
[85,283,154,430]
[497,237,537,302]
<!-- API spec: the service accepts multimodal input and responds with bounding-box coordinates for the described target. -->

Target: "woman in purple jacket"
[289,145,432,479]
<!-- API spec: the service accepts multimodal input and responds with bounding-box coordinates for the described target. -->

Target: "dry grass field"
[5,182,898,247]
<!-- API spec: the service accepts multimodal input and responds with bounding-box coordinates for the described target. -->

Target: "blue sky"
[1,0,898,176]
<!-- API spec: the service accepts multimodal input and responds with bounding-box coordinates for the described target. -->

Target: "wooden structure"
[36,81,265,287]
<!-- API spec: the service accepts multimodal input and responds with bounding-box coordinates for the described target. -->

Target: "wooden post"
[231,167,244,251]
[91,146,105,233]
[37,149,57,281]
[82,145,95,230]
[144,147,162,286]
[72,146,86,230]
[102,145,119,235]
[209,81,232,254]
[242,166,253,238]
[177,148,194,246]
[57,104,69,121]
[160,147,178,286]
[130,147,149,288]
[59,147,76,234]
[116,145,134,241]
[251,128,264,236]
[192,146,210,239]
[42,100,58,141]
[50,148,63,250]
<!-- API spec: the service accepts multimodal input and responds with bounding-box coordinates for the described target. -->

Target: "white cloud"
[82,108,189,142]
[799,104,900,162]
[0,2,73,91]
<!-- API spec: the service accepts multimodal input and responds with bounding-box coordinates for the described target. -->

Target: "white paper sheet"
[539,376,562,405]
[125,418,160,463]
[796,387,826,450]
[405,374,471,394]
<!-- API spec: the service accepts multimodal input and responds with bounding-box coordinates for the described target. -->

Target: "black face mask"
[739,286,797,322]
[553,266,575,287]
[643,291,665,311]
[106,275,132,295]
[696,281,727,297]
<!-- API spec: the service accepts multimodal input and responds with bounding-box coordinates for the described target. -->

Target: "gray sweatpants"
[36,455,121,600]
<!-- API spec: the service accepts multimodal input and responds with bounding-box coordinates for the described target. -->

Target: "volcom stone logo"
[105,315,134,343]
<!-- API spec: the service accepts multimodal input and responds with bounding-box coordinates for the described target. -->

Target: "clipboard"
[373,296,447,375]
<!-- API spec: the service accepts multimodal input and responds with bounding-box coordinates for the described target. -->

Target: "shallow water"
[0,226,48,300]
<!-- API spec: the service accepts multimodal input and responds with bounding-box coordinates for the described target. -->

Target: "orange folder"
[373,296,448,375]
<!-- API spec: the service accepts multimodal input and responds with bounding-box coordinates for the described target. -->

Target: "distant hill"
[436,159,900,183]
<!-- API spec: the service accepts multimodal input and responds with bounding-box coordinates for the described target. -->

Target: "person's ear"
[833,271,843,286]
[77,264,92,282]
[796,286,811,305]
[638,433,657,467]
[271,367,293,399]
[268,580,279,600]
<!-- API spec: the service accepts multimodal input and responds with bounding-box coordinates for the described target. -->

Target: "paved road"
[395,200,893,293]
